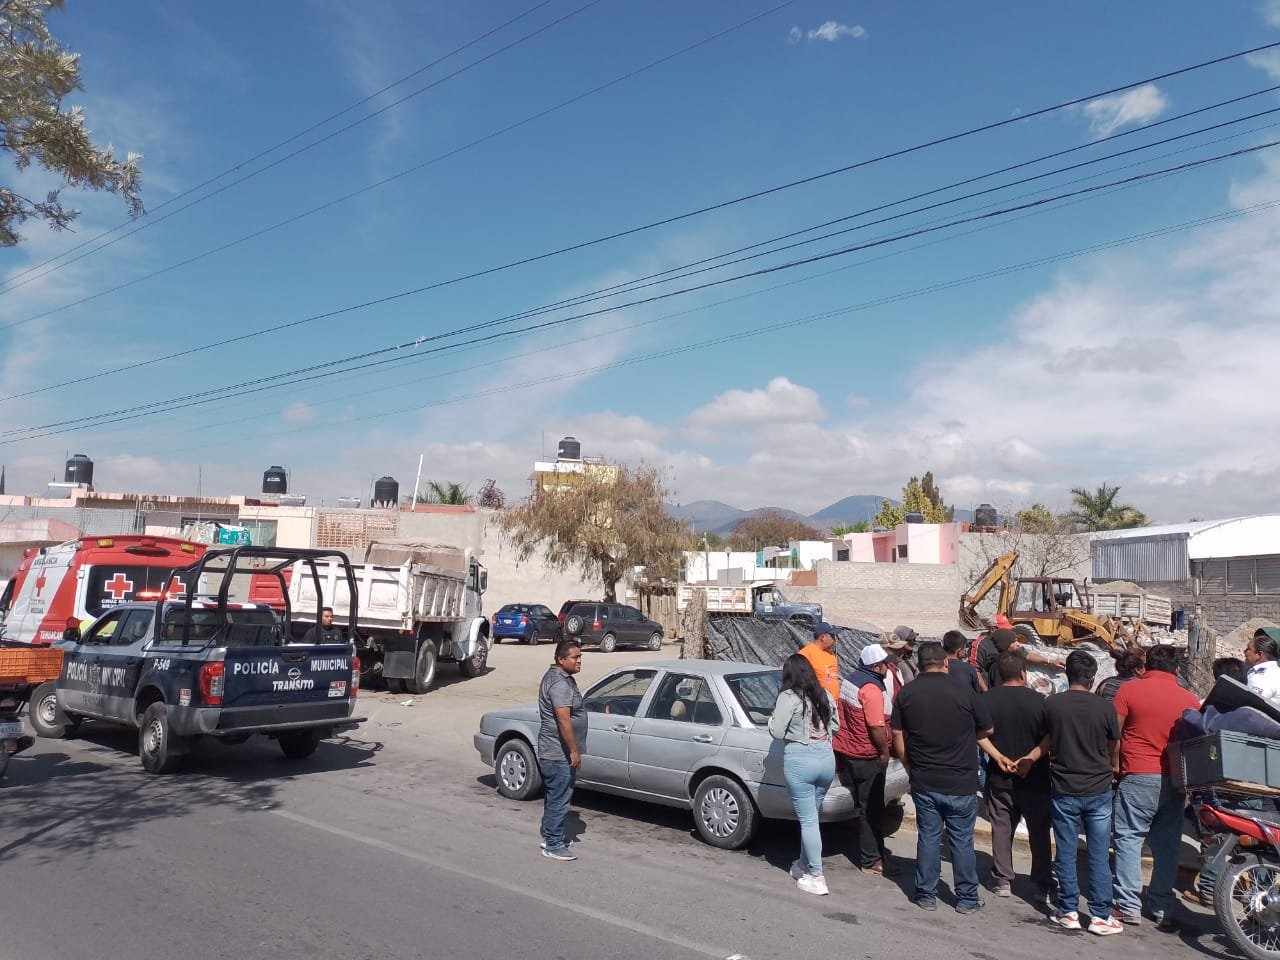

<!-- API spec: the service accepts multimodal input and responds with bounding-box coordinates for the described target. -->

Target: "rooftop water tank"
[373,476,399,507]
[262,465,288,495]
[64,453,93,486]
[557,436,581,461]
[904,512,925,524]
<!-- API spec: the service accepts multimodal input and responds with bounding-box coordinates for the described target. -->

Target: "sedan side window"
[647,674,723,726]
[583,669,657,717]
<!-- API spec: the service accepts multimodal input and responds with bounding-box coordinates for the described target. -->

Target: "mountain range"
[670,495,890,535]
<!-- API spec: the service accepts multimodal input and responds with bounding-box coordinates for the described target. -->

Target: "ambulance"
[0,536,207,646]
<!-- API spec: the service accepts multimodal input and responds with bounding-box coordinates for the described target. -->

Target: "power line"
[7,99,1276,404]
[0,0,610,296]
[5,139,1274,444]
[1,0,794,334]
[0,1,556,291]
[2,38,1275,321]
[114,197,1280,458]
[81,164,1225,448]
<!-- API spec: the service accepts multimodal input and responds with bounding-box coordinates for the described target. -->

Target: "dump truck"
[289,540,489,695]
[676,581,823,627]
[959,550,1127,651]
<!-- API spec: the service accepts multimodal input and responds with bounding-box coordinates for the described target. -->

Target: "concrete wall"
[802,559,963,636]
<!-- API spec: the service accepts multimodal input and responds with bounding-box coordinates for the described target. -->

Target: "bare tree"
[500,462,690,602]
[1,0,143,246]
[728,511,821,550]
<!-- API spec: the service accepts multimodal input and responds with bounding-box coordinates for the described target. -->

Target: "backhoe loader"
[959,551,1126,651]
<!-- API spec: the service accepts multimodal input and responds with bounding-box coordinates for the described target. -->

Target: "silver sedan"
[474,658,908,849]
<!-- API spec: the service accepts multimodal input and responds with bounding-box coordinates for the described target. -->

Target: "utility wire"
[5,139,1274,444]
[0,1,556,291]
[117,196,1280,458]
[1,0,794,333]
[0,0,610,297]
[6,99,1276,404]
[2,39,1275,317]
[85,160,1230,447]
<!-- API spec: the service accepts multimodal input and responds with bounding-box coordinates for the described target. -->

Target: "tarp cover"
[363,539,466,578]
[705,617,879,674]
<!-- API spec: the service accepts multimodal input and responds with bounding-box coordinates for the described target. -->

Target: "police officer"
[306,606,344,644]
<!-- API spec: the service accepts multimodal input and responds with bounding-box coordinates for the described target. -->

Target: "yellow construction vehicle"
[959,551,1125,651]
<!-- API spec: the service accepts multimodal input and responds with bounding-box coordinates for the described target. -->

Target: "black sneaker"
[956,898,986,915]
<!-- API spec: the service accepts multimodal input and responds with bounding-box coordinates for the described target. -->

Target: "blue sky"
[3,0,1280,520]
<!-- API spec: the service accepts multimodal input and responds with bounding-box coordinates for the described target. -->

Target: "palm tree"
[1067,483,1148,531]
[419,480,472,505]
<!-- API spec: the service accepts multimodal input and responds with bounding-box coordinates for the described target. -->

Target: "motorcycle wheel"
[1216,854,1280,960]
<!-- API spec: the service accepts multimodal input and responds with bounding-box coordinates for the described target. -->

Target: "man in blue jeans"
[1018,650,1123,935]
[892,642,1011,914]
[536,640,586,861]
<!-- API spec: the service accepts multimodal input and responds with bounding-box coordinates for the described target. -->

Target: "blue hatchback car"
[492,603,561,645]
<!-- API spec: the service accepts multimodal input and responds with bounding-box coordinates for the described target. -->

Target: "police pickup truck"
[29,546,365,774]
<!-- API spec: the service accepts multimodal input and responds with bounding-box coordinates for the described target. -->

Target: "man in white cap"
[832,642,894,875]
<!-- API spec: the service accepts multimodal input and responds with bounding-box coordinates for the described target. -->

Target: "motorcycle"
[1197,794,1280,960]
[0,686,35,781]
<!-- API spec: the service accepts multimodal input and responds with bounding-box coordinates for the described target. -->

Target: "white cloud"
[788,21,867,44]
[1264,0,1280,27]
[1248,49,1280,81]
[1078,83,1168,138]
[686,377,826,432]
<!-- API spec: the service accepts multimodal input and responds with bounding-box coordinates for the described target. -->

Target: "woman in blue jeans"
[769,654,839,896]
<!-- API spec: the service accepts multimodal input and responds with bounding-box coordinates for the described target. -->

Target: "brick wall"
[804,560,963,636]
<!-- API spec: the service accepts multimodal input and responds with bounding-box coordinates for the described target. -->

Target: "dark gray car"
[562,602,663,653]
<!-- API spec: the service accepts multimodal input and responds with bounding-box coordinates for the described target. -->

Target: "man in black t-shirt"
[892,642,1011,915]
[1017,650,1122,936]
[944,630,986,693]
[983,652,1051,901]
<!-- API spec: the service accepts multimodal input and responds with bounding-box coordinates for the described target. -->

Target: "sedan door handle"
[692,734,714,743]
[610,724,630,733]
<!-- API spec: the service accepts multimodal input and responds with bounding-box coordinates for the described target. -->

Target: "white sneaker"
[1088,916,1124,937]
[789,859,806,880]
[797,874,829,896]
[1050,911,1082,930]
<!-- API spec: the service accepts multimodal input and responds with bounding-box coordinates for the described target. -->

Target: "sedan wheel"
[692,774,757,850]
[494,738,543,801]
[647,631,663,652]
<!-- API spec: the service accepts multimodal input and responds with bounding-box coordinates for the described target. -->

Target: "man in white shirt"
[1245,629,1280,701]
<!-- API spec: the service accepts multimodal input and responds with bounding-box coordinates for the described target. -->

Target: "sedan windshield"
[725,670,781,725]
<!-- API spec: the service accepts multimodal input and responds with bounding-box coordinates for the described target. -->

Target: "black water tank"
[904,511,925,524]
[373,476,399,506]
[974,503,998,528]
[64,453,93,485]
[262,465,288,495]
[557,436,581,460]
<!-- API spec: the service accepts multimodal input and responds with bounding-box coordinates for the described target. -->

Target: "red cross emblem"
[34,573,47,597]
[164,576,186,598]
[104,572,134,601]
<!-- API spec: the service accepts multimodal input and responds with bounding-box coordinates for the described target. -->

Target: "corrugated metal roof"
[1089,515,1280,561]
[1092,535,1189,582]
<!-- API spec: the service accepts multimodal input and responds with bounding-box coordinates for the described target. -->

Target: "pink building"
[843,521,962,565]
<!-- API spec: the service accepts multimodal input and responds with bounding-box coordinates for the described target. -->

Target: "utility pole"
[411,453,424,511]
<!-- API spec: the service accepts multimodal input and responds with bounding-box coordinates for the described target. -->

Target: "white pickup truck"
[289,540,490,694]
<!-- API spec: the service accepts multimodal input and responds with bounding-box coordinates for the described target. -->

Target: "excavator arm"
[1059,608,1123,651]
[959,551,1018,630]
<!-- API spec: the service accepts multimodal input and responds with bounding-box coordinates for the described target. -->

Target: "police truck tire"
[405,641,438,695]
[29,682,69,739]
[459,638,488,679]
[279,730,320,760]
[139,702,186,774]
[599,633,617,654]
[495,738,542,801]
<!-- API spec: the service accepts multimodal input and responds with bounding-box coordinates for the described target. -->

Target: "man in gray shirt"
[538,639,586,861]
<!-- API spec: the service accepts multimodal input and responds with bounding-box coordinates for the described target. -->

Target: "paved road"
[2,709,1232,960]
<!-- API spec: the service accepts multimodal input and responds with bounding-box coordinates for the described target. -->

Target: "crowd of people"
[769,621,1280,937]
[526,620,1280,937]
